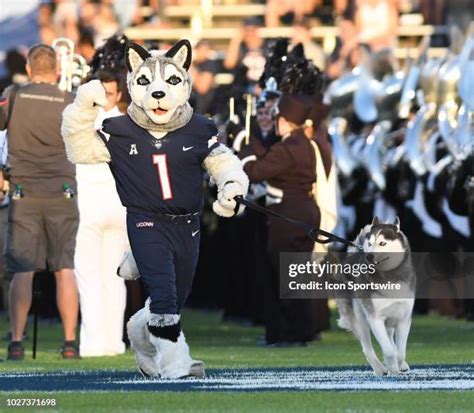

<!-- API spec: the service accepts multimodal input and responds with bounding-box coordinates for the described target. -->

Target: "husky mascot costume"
[62,40,249,378]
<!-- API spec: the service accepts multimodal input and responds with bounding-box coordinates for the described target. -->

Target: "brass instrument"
[52,37,90,92]
[244,93,253,145]
[327,117,359,177]
[364,120,392,191]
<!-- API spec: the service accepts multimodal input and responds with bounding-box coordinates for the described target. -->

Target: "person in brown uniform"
[242,93,321,345]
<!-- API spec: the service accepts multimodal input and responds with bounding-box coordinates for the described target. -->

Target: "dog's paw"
[399,361,410,372]
[384,355,400,375]
[372,363,388,377]
[387,364,401,375]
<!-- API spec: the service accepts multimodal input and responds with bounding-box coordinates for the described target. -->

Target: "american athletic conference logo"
[129,144,138,155]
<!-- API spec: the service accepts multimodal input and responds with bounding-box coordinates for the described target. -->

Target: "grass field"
[0,309,473,412]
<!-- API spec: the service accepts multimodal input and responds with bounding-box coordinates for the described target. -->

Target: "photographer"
[0,44,79,360]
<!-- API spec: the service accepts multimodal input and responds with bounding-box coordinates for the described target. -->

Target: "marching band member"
[74,69,129,357]
[242,93,323,345]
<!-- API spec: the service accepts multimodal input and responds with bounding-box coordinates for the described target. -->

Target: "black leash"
[235,196,361,250]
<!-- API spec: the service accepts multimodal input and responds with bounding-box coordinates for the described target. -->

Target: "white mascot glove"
[75,79,108,109]
[213,182,245,218]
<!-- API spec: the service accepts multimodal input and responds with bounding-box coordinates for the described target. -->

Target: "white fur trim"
[61,81,111,164]
[204,144,249,193]
[127,307,160,377]
[148,313,181,327]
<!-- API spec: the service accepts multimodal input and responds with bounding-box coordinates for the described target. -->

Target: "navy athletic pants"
[127,209,201,315]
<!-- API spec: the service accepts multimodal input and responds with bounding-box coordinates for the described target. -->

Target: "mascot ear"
[394,216,400,231]
[165,39,192,71]
[126,43,151,72]
[371,216,380,226]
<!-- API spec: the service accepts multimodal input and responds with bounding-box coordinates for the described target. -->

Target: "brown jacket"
[243,128,316,199]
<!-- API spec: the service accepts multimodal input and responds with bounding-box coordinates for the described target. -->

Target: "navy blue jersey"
[98,114,219,215]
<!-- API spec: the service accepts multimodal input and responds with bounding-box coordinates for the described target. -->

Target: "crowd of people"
[0,0,472,361]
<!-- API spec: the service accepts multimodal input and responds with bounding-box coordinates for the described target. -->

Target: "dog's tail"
[335,298,355,332]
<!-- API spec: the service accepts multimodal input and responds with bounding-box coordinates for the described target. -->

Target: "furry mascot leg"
[147,313,205,379]
[127,301,160,378]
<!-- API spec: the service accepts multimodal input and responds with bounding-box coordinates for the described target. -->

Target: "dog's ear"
[165,39,192,71]
[394,216,400,231]
[371,216,380,226]
[126,43,151,72]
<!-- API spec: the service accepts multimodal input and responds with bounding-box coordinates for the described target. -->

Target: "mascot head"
[126,40,193,132]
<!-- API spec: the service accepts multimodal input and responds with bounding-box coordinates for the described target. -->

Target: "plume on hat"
[258,38,326,97]
[90,33,129,75]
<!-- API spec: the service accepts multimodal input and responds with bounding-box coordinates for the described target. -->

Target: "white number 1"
[153,154,173,200]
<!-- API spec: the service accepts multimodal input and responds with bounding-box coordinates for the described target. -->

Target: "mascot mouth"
[153,107,169,116]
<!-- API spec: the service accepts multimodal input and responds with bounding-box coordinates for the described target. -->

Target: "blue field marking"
[1,364,473,392]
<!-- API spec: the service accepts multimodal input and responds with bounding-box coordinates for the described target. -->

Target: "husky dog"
[336,216,415,376]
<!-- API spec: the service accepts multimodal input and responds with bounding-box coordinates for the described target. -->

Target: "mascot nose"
[152,91,166,99]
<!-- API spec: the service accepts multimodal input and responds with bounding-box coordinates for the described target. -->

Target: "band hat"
[277,93,312,126]
[305,100,330,127]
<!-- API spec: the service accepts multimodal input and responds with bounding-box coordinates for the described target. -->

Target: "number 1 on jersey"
[153,154,173,200]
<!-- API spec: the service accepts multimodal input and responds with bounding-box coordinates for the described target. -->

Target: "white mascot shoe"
[148,314,205,379]
[149,332,205,379]
[127,306,160,378]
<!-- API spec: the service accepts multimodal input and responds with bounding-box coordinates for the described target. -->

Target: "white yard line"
[2,365,473,392]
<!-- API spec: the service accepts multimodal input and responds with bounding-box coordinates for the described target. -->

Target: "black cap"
[257,89,281,108]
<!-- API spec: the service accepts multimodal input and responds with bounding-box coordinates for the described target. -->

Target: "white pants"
[75,165,129,357]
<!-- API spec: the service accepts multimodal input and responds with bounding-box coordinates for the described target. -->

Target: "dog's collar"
[127,102,193,133]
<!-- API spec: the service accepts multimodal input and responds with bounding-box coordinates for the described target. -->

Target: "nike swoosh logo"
[192,230,200,237]
[182,146,194,151]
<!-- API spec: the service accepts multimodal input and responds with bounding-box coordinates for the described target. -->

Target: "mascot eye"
[367,242,372,247]
[379,241,386,246]
[166,75,182,85]
[137,75,150,86]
